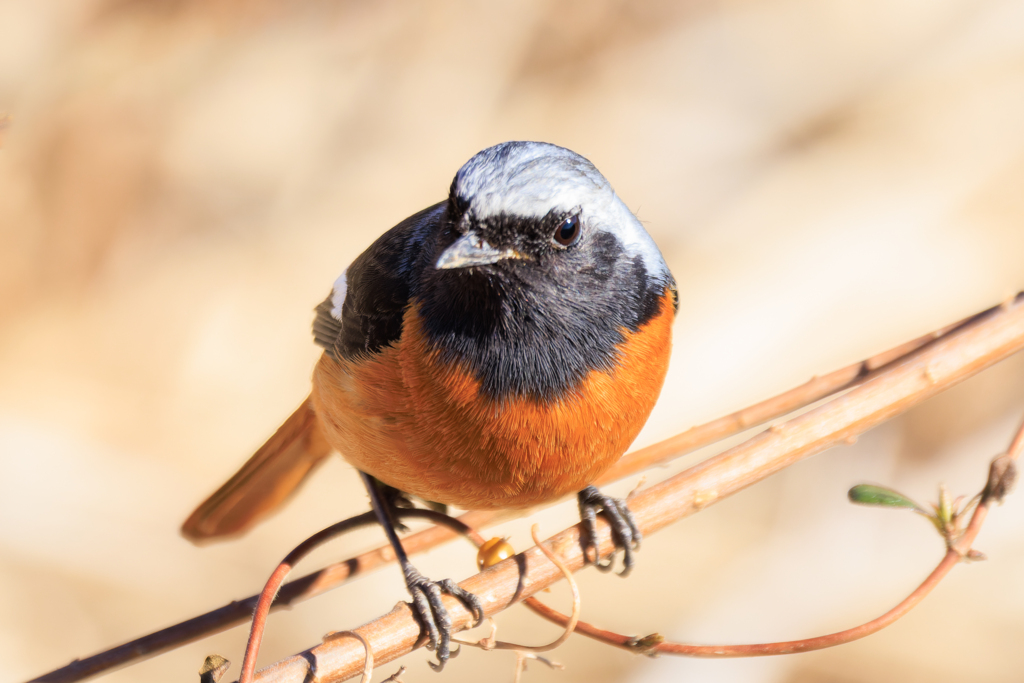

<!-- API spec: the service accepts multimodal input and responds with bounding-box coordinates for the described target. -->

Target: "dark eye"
[553,215,581,247]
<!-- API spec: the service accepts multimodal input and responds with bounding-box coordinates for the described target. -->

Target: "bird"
[182,140,677,669]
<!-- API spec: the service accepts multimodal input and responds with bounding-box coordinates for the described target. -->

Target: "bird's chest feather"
[312,292,674,509]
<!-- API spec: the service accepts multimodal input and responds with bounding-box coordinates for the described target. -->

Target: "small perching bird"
[183,141,677,668]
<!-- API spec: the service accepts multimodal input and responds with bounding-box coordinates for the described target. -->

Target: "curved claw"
[577,485,643,576]
[438,578,485,625]
[427,642,461,672]
[403,566,484,671]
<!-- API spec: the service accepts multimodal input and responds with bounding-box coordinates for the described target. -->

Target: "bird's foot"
[577,485,642,577]
[402,564,485,671]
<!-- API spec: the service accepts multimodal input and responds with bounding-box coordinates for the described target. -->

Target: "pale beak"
[435,231,523,270]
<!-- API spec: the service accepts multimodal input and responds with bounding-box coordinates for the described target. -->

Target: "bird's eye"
[553,215,581,247]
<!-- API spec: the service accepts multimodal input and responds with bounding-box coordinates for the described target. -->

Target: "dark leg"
[373,477,449,520]
[577,485,643,577]
[371,477,416,532]
[360,472,484,671]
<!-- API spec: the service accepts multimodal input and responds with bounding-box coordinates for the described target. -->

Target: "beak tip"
[434,232,521,270]
[434,253,459,270]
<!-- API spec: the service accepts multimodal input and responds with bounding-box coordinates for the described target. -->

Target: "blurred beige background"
[3,1,1024,681]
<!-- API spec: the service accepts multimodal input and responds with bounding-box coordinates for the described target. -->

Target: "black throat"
[414,232,667,403]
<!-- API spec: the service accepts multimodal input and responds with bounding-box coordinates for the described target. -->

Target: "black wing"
[313,201,445,360]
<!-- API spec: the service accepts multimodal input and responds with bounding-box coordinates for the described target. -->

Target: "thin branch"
[599,308,984,484]
[28,300,999,683]
[453,524,581,654]
[238,509,489,683]
[236,513,377,683]
[319,632,372,683]
[236,507,579,682]
[243,294,1024,682]
[236,512,582,680]
[25,508,507,683]
[525,415,1024,656]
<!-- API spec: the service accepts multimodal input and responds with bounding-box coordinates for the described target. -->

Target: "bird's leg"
[369,476,416,531]
[360,472,484,671]
[577,485,643,577]
[373,476,449,517]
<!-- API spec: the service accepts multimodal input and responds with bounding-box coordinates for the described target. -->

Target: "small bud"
[937,484,953,526]
[629,633,665,656]
[199,655,230,683]
[983,456,1017,504]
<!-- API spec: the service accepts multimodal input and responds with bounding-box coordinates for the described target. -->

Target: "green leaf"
[848,484,923,511]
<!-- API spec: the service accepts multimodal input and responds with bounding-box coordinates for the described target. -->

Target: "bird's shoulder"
[313,201,445,359]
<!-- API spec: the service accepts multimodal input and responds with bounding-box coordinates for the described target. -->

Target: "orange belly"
[311,291,674,510]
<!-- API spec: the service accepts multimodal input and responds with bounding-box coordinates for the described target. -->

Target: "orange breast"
[311,290,674,509]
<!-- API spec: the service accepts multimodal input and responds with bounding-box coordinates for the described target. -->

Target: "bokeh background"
[3,1,1024,681]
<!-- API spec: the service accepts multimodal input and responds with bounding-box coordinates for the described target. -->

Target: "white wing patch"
[329,269,348,320]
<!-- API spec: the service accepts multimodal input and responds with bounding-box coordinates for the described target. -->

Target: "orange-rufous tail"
[181,396,332,542]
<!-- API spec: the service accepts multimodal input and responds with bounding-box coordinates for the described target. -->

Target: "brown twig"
[239,513,579,682]
[453,524,580,655]
[319,632,372,683]
[598,308,983,484]
[236,512,376,683]
[379,665,406,682]
[25,295,1020,683]
[236,509,488,683]
[525,415,1023,656]
[241,294,1024,682]
[26,508,506,683]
